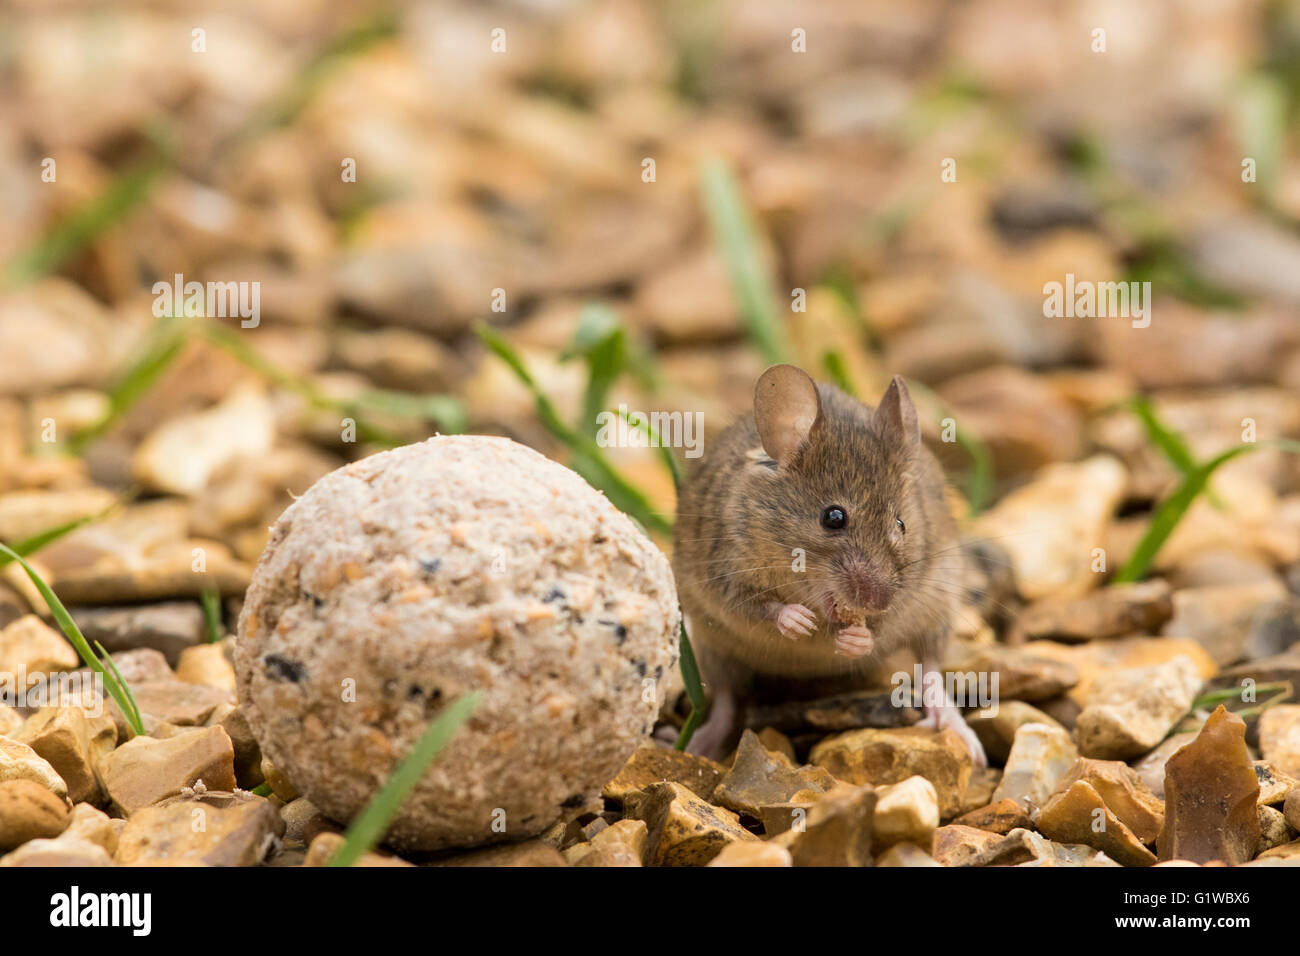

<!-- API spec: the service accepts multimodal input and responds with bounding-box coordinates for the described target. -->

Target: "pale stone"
[0,614,79,679]
[12,706,116,804]
[303,831,414,867]
[116,791,283,866]
[1259,705,1300,777]
[706,841,793,867]
[1075,656,1202,760]
[98,726,236,815]
[873,775,940,849]
[0,836,114,867]
[992,722,1077,809]
[972,455,1127,600]
[175,642,237,692]
[62,802,119,855]
[132,383,275,496]
[875,842,942,867]
[0,736,68,797]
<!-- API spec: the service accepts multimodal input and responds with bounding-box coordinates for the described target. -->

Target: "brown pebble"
[0,779,69,851]
[1157,706,1260,864]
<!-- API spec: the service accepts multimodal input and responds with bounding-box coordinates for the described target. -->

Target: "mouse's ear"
[875,375,921,453]
[754,364,822,466]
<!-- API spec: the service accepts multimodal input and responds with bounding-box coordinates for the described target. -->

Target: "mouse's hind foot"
[920,699,987,768]
[683,683,740,759]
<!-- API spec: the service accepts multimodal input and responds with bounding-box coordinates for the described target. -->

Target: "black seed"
[654,665,663,679]
[599,619,628,643]
[265,654,306,683]
[635,660,647,677]
[543,586,566,604]
[301,589,323,610]
[407,684,423,700]
[418,557,441,574]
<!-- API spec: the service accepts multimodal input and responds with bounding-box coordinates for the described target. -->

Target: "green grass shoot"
[201,588,224,643]
[673,620,706,751]
[233,11,400,147]
[5,13,396,290]
[70,314,189,454]
[616,406,683,494]
[699,157,791,366]
[821,350,856,396]
[328,691,480,867]
[3,157,165,289]
[0,543,144,736]
[475,324,670,535]
[69,316,465,454]
[1191,681,1291,716]
[200,323,465,441]
[1116,399,1300,581]
[0,504,121,569]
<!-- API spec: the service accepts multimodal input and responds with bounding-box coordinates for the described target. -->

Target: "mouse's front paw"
[834,624,874,658]
[774,603,816,641]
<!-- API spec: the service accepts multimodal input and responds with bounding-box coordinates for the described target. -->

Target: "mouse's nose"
[843,563,892,611]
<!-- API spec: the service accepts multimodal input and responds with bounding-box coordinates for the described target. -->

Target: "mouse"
[672,363,987,766]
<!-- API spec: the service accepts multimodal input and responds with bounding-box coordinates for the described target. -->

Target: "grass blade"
[0,543,145,736]
[233,12,400,147]
[201,323,464,442]
[567,304,628,428]
[1129,396,1197,476]
[1235,72,1286,205]
[1115,439,1300,582]
[616,406,683,495]
[476,325,671,534]
[674,620,706,751]
[69,315,189,453]
[329,692,480,866]
[95,640,143,732]
[821,350,856,396]
[0,504,121,568]
[699,157,790,365]
[4,158,165,289]
[1113,463,1216,584]
[201,588,224,644]
[1192,682,1290,711]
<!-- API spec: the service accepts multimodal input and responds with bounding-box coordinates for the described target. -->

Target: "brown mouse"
[673,364,986,764]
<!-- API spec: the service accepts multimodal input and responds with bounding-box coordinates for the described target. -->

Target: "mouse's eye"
[821,506,847,530]
[896,517,906,534]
